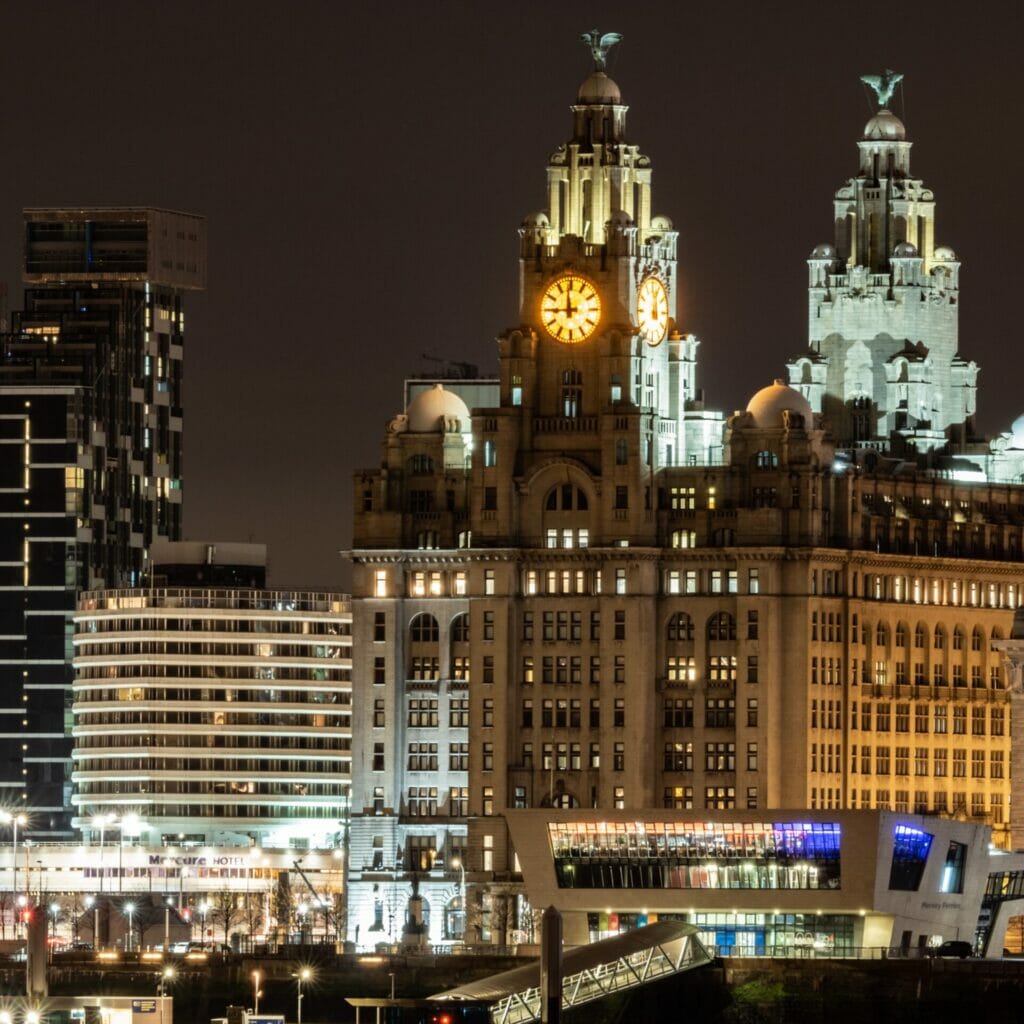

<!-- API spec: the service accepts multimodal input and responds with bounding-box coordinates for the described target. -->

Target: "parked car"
[929,940,973,959]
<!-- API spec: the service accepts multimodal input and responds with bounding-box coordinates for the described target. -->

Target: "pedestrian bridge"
[430,921,714,1024]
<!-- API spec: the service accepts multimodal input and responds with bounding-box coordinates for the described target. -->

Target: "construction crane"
[292,859,342,940]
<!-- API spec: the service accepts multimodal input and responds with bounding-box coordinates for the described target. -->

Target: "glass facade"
[550,820,841,890]
[586,910,856,955]
[888,825,933,891]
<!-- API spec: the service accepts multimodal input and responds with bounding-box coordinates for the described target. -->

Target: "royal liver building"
[347,45,1024,952]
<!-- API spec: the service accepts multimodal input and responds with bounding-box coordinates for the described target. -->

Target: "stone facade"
[347,58,1023,948]
[786,107,975,453]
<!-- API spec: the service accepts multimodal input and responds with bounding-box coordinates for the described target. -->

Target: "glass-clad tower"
[0,208,205,836]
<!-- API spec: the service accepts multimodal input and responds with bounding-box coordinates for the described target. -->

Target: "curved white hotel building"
[71,549,351,850]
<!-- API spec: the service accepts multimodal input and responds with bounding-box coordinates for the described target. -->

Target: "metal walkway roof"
[430,921,713,1024]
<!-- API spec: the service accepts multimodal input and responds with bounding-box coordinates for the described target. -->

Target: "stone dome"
[522,211,549,229]
[864,109,906,140]
[650,214,674,233]
[745,379,814,429]
[577,72,621,104]
[810,243,836,260]
[608,210,633,229]
[1011,413,1024,449]
[405,384,470,433]
[892,241,918,258]
[933,245,957,261]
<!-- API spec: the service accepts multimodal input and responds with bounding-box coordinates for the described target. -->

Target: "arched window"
[545,485,588,511]
[754,450,778,469]
[451,614,469,644]
[952,626,965,651]
[542,483,591,548]
[875,623,888,647]
[914,624,927,649]
[443,895,465,941]
[991,626,1005,650]
[410,614,439,643]
[707,612,736,642]
[895,623,908,648]
[671,529,696,548]
[667,612,694,642]
[972,626,984,651]
[933,625,945,650]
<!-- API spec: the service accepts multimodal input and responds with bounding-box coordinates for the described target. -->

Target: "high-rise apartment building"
[347,44,1023,947]
[72,542,352,849]
[0,208,205,835]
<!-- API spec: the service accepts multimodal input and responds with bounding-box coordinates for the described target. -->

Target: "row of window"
[663,697,758,728]
[846,789,1004,822]
[811,655,1005,688]
[521,697,626,728]
[858,573,1018,609]
[376,567,765,599]
[848,745,1006,779]
[812,613,1006,651]
[848,702,1005,735]
[663,786,753,810]
[663,742,759,773]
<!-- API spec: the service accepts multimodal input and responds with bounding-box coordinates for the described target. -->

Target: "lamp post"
[199,901,209,948]
[1,811,27,935]
[295,966,312,1024]
[117,814,140,894]
[252,970,262,1015]
[158,965,175,996]
[93,814,110,892]
[451,856,466,939]
[124,902,135,953]
[49,902,59,949]
[164,897,173,951]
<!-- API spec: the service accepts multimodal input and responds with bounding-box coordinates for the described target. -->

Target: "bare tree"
[208,890,244,948]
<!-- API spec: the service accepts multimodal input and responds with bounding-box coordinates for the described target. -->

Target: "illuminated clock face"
[637,276,669,345]
[540,274,602,344]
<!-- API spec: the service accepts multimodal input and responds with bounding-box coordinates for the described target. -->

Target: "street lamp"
[1,811,28,931]
[199,901,210,947]
[164,897,173,951]
[92,813,115,893]
[294,966,313,1024]
[158,965,175,996]
[49,902,59,949]
[124,902,135,953]
[252,970,262,1015]
[451,856,466,939]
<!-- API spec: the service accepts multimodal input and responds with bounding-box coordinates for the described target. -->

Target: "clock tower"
[484,35,721,556]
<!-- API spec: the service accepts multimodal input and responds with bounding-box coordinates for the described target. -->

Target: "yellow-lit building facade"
[346,43,1021,948]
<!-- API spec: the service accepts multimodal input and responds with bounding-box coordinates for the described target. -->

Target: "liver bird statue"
[580,29,622,72]
[860,69,903,109]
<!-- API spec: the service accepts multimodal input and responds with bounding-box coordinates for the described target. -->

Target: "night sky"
[2,2,1023,589]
